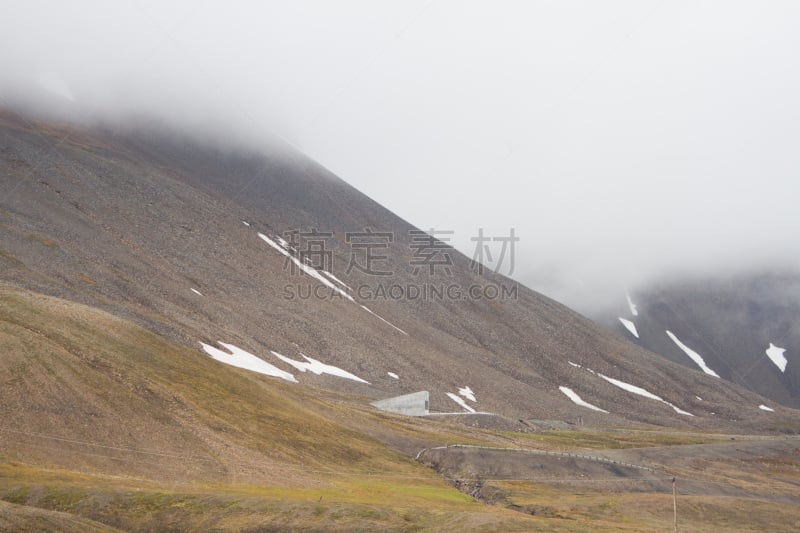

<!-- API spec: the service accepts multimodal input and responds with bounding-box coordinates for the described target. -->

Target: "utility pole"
[672,477,678,533]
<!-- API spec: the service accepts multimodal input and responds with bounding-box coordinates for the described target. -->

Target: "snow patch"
[259,232,408,335]
[387,372,399,379]
[666,330,720,378]
[458,386,476,402]
[270,351,369,384]
[259,232,290,253]
[200,342,296,382]
[759,404,775,412]
[258,233,354,302]
[765,343,788,373]
[618,317,639,338]
[190,288,203,296]
[321,270,352,290]
[559,386,608,413]
[625,291,638,316]
[446,392,476,413]
[695,395,703,401]
[360,305,408,335]
[568,361,582,368]
[597,373,693,416]
[242,221,250,226]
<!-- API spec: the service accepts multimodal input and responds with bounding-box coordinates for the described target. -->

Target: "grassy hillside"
[0,285,539,530]
[1,286,799,530]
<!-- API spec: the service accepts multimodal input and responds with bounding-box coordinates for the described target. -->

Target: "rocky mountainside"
[597,272,800,408]
[0,108,792,431]
[2,108,800,531]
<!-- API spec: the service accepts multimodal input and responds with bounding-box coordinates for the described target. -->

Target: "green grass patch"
[0,464,529,532]
[504,429,726,450]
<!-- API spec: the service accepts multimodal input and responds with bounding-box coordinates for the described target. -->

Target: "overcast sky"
[2,1,799,310]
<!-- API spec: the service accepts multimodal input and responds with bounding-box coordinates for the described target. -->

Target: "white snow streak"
[446,392,476,413]
[559,386,608,413]
[258,232,290,253]
[259,232,355,302]
[666,330,720,378]
[242,221,250,226]
[200,342,297,382]
[618,317,639,338]
[597,373,693,416]
[259,232,408,335]
[568,357,695,417]
[765,343,788,373]
[387,372,399,379]
[759,404,775,412]
[458,386,476,402]
[360,305,408,335]
[321,270,352,290]
[270,351,369,384]
[626,291,638,316]
[190,288,203,296]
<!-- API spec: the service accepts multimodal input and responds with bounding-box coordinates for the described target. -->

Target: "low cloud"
[2,1,798,312]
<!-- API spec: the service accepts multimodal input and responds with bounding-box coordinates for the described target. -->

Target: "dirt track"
[420,436,800,504]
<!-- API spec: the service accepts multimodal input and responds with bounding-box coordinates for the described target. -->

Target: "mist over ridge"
[3,1,799,312]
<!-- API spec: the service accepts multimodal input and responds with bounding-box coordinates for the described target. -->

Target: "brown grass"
[489,481,800,532]
[1,285,798,531]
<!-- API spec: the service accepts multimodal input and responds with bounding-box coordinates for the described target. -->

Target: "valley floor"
[2,430,798,532]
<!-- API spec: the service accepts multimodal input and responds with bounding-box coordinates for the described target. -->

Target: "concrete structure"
[371,391,429,416]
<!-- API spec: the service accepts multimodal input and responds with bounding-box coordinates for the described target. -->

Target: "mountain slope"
[2,109,800,531]
[0,109,791,429]
[598,272,799,408]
